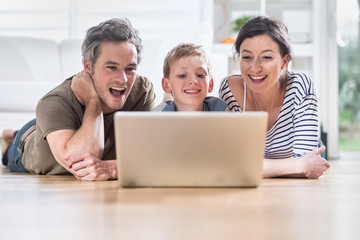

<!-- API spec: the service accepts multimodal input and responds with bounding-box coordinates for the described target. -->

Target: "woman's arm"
[263,73,330,179]
[263,146,330,179]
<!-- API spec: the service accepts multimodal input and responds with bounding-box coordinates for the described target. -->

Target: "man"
[1,18,155,180]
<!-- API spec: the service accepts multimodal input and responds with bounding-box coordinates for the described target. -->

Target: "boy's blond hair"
[163,43,212,79]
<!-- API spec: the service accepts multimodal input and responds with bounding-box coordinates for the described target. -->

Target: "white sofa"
[0,36,83,134]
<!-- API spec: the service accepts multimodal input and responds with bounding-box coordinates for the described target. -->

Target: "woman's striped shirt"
[219,71,319,159]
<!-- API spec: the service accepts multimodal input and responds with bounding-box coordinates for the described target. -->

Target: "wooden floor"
[1,159,360,240]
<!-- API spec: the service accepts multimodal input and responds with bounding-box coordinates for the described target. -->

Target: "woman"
[219,16,330,179]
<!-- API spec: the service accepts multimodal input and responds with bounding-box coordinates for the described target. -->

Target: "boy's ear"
[207,78,214,93]
[162,77,172,94]
[83,58,92,74]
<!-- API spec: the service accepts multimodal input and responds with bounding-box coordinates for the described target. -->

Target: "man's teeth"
[111,87,125,91]
[110,86,126,97]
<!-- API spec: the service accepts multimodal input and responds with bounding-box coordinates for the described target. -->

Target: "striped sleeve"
[291,72,319,157]
[218,75,242,112]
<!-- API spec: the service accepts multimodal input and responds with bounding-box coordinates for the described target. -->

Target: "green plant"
[231,15,254,33]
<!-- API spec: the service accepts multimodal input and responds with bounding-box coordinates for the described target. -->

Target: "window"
[337,0,360,152]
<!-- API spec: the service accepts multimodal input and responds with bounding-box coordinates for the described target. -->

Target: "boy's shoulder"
[152,100,175,111]
[203,96,228,112]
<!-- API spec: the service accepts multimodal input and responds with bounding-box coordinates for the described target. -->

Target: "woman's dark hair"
[234,15,293,60]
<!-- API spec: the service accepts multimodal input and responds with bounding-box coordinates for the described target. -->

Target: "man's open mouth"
[109,87,126,97]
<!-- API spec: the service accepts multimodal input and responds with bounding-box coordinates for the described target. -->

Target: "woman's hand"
[263,146,330,179]
[298,146,330,179]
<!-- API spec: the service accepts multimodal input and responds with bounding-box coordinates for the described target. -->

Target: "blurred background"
[0,0,359,160]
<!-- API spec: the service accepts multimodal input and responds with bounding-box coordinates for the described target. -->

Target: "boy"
[156,43,227,111]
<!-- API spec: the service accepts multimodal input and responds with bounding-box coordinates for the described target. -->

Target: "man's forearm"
[64,98,105,158]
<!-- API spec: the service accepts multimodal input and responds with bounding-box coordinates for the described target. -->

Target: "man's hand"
[71,71,100,106]
[298,146,330,179]
[65,153,117,181]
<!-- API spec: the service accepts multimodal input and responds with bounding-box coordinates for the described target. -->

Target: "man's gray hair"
[81,18,143,69]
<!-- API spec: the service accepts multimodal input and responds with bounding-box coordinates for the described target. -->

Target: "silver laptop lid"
[114,112,267,188]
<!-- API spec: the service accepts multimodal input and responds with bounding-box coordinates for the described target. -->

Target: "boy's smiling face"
[162,55,213,111]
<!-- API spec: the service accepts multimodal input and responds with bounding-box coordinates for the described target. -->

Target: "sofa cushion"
[0,81,61,112]
[0,36,62,82]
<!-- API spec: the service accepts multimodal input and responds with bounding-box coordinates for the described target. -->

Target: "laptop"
[114,111,268,188]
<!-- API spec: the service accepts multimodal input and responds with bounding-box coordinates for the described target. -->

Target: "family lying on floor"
[1,16,330,181]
